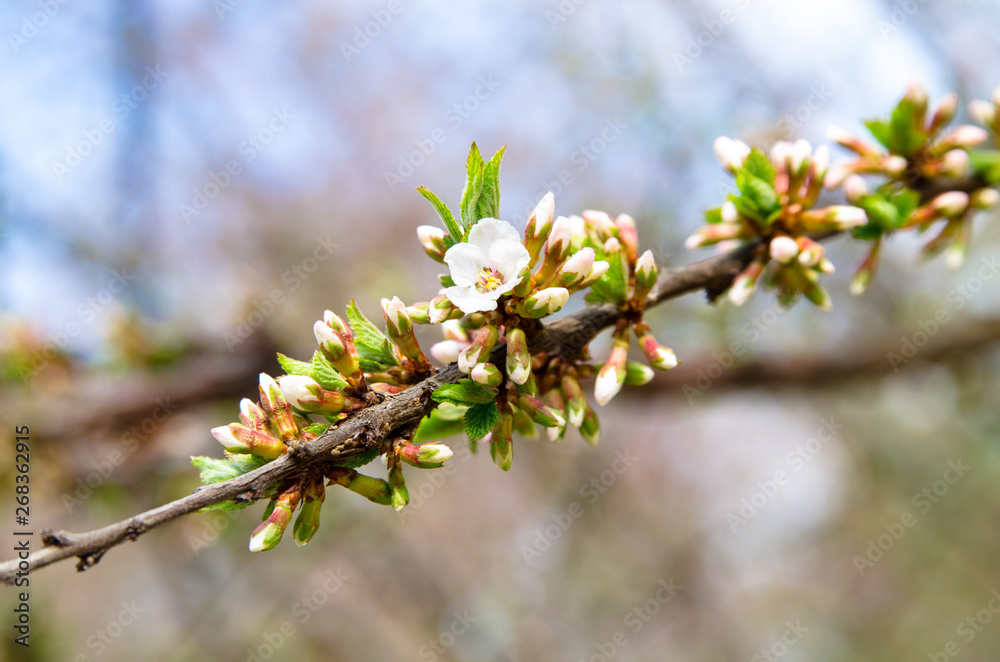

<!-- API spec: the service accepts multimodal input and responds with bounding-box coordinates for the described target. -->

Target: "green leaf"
[888,99,925,156]
[460,142,486,230]
[893,188,920,221]
[309,351,349,391]
[704,207,723,224]
[303,423,331,436]
[346,300,399,368]
[743,148,776,186]
[736,171,779,216]
[728,193,766,226]
[584,289,614,304]
[280,351,349,391]
[852,223,884,241]
[414,405,468,443]
[474,145,505,222]
[191,454,268,485]
[191,456,244,484]
[588,248,629,303]
[331,446,382,469]
[416,185,463,240]
[864,118,892,151]
[860,196,899,229]
[970,150,1000,184]
[277,352,312,377]
[465,401,500,441]
[199,499,253,513]
[432,379,497,406]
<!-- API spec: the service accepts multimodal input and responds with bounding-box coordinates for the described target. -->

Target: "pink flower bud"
[769,235,799,265]
[714,136,751,173]
[417,225,448,262]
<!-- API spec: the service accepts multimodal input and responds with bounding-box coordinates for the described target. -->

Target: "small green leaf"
[303,423,331,436]
[970,150,1000,184]
[852,223,884,241]
[743,148,776,185]
[460,142,486,230]
[309,351,349,391]
[864,118,892,151]
[191,456,242,484]
[589,247,629,303]
[284,350,349,391]
[198,499,253,513]
[889,99,926,156]
[704,207,723,224]
[729,193,766,226]
[432,379,497,406]
[346,300,399,368]
[191,455,266,485]
[416,185,463,240]
[860,196,899,229]
[414,405,468,442]
[277,352,312,377]
[736,171,779,216]
[584,289,614,304]
[893,189,920,220]
[474,145,505,222]
[465,401,500,441]
[331,446,382,469]
[434,402,468,421]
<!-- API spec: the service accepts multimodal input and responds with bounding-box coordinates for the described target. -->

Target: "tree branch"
[0,244,755,585]
[3,162,984,584]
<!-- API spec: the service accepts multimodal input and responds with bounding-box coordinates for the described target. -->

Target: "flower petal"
[488,239,531,282]
[444,285,500,314]
[467,218,521,254]
[443,243,486,287]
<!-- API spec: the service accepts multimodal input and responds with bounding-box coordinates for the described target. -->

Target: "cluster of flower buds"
[689,138,862,309]
[201,299,455,551]
[823,82,987,186]
[823,81,1000,287]
[691,82,1000,306]
[412,186,678,472]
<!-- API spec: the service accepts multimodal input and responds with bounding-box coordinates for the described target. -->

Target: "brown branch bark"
[0,244,757,585]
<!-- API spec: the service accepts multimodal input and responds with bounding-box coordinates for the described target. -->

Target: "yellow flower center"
[476,268,503,292]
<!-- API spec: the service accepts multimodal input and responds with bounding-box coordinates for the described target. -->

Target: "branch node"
[125,520,148,541]
[76,550,107,573]
[42,529,76,548]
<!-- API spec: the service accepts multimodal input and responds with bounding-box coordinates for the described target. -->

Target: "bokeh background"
[2,0,1000,660]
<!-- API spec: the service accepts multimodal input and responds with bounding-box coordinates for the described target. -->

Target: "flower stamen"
[476,268,503,292]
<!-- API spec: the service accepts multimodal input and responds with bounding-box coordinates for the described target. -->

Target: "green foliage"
[413,403,468,442]
[460,142,486,230]
[459,142,506,231]
[853,188,920,239]
[276,351,349,391]
[346,300,399,369]
[191,455,271,512]
[332,446,382,469]
[743,148,776,185]
[970,150,1000,184]
[476,145,505,222]
[416,185,463,241]
[465,401,500,441]
[432,379,497,406]
[588,245,629,303]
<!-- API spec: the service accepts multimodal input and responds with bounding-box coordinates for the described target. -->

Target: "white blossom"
[443,218,530,313]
